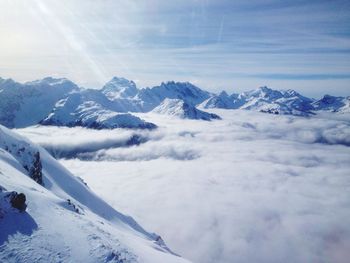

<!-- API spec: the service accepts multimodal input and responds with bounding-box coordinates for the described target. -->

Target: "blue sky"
[0,0,349,97]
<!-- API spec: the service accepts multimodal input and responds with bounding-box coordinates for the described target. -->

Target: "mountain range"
[0,76,349,129]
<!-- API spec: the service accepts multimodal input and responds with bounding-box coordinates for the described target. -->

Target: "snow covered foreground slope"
[0,125,190,263]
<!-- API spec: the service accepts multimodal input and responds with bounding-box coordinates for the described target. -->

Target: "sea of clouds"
[17,110,350,263]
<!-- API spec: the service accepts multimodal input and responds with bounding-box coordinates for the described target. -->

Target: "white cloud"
[17,110,350,263]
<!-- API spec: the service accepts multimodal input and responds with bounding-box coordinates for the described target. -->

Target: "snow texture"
[0,125,191,263]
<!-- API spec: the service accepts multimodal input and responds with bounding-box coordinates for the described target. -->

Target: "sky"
[0,0,349,97]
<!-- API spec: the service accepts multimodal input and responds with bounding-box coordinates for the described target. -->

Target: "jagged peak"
[284,89,299,96]
[318,94,342,104]
[321,94,341,100]
[153,98,220,120]
[102,77,137,92]
[101,76,138,99]
[258,86,273,92]
[243,86,281,98]
[155,81,210,98]
[160,81,193,87]
[111,76,128,81]
[106,76,136,86]
[218,90,229,97]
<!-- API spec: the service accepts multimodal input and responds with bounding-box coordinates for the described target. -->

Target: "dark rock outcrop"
[29,152,43,185]
[10,192,27,212]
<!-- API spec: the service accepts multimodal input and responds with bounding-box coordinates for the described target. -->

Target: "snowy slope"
[40,90,156,129]
[339,99,350,113]
[152,99,221,121]
[0,125,190,263]
[0,77,78,128]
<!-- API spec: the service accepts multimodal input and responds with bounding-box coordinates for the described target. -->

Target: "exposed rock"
[30,152,43,185]
[10,192,27,212]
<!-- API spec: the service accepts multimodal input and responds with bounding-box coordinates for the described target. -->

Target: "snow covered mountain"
[199,91,245,109]
[152,98,221,121]
[0,125,190,263]
[40,90,156,129]
[136,81,211,112]
[312,94,350,113]
[0,77,215,129]
[0,77,78,128]
[202,86,316,116]
[101,76,138,100]
[239,87,315,116]
[32,79,215,128]
[1,76,349,129]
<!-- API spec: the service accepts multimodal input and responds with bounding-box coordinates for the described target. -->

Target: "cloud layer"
[18,110,350,263]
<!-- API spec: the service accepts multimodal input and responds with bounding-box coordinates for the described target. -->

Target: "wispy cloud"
[0,0,349,96]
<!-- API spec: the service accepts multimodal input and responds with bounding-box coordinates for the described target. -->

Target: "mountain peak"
[322,94,338,101]
[244,86,282,100]
[160,81,194,88]
[137,80,211,111]
[219,90,229,97]
[109,76,136,86]
[102,76,138,99]
[152,98,220,121]
[258,86,272,92]
[284,89,299,96]
[103,76,135,86]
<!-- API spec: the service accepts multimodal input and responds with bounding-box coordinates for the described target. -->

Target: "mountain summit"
[152,98,221,121]
[101,76,138,100]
